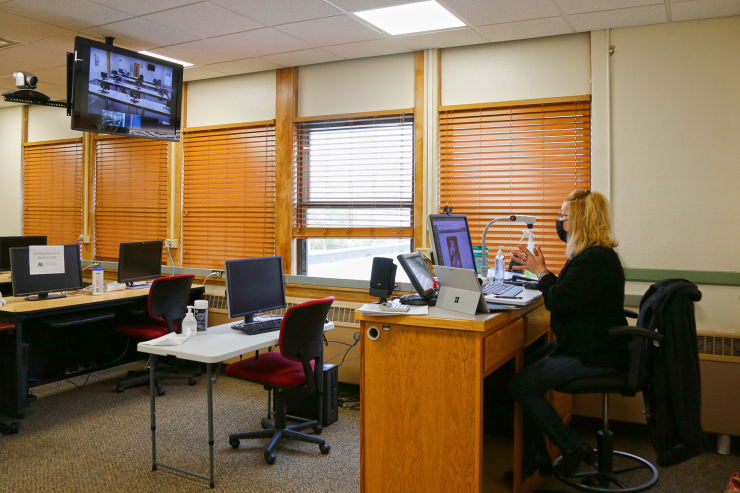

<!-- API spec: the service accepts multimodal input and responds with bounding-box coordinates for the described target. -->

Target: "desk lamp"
[480,215,536,277]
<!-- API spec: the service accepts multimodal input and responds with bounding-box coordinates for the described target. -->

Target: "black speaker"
[369,257,396,303]
[285,364,338,427]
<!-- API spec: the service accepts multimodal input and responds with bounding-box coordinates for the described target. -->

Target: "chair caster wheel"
[188,378,197,386]
[581,477,599,487]
[157,387,166,396]
[265,453,276,465]
[195,368,202,377]
[116,386,125,393]
[313,425,323,434]
[229,439,239,449]
[320,443,331,454]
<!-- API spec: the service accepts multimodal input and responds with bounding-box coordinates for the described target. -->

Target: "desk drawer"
[526,305,550,346]
[483,319,523,375]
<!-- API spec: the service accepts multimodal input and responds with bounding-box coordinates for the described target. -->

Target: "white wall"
[0,106,22,236]
[440,33,591,106]
[27,105,80,142]
[186,71,276,128]
[298,53,414,118]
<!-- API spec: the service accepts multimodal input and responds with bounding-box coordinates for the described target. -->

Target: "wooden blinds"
[181,123,276,269]
[294,113,414,238]
[23,139,83,245]
[439,98,591,273]
[94,137,169,262]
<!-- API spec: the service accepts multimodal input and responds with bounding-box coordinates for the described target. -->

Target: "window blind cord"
[167,244,175,276]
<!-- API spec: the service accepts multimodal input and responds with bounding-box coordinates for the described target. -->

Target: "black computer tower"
[285,363,338,427]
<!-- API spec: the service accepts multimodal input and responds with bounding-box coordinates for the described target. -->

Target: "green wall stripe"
[624,268,740,287]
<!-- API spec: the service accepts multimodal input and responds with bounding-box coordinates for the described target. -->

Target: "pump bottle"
[509,230,536,276]
[494,246,505,283]
[182,306,197,336]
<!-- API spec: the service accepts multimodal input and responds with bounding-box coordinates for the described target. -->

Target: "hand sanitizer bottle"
[494,246,505,283]
[182,306,197,336]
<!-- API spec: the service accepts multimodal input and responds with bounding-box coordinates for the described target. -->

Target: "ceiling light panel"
[354,1,465,35]
[138,51,194,67]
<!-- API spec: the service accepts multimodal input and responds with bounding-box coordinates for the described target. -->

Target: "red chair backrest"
[149,275,195,333]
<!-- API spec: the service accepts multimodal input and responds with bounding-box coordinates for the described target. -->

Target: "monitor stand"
[398,293,436,306]
[24,292,66,301]
[125,281,151,290]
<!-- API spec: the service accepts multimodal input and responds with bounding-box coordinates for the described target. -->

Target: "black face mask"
[556,220,568,243]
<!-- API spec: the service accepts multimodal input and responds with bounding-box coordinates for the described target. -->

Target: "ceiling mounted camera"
[12,71,38,89]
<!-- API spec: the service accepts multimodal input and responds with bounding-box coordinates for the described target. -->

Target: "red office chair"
[114,274,197,395]
[225,296,334,464]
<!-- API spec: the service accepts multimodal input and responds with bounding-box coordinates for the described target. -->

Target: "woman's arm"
[538,255,605,313]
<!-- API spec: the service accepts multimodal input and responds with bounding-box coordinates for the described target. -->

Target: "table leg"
[150,355,157,471]
[207,362,215,489]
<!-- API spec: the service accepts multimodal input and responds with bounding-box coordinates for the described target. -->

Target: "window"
[22,139,83,245]
[294,113,415,280]
[181,123,276,269]
[439,98,590,273]
[93,137,169,262]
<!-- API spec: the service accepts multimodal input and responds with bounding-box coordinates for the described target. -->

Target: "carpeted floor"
[1,363,738,493]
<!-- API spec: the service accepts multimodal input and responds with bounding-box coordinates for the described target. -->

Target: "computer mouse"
[524,281,540,290]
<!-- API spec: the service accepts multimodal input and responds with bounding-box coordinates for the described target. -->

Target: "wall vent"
[697,333,740,359]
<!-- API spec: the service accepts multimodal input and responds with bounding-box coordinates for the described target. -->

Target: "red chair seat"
[114,324,168,340]
[225,352,315,388]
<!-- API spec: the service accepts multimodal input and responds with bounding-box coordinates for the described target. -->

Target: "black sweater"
[538,245,629,368]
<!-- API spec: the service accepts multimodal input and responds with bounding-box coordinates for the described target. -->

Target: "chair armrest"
[623,309,638,319]
[609,326,664,342]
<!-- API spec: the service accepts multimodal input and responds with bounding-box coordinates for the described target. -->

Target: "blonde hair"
[565,190,617,259]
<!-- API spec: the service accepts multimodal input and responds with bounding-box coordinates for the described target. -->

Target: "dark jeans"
[509,340,620,460]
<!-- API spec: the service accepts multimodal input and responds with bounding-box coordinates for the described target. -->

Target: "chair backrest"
[149,275,194,333]
[279,297,334,392]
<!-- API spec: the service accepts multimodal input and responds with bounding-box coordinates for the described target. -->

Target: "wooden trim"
[699,354,740,363]
[81,132,95,259]
[182,120,276,133]
[20,106,28,234]
[439,94,592,112]
[181,81,188,130]
[23,137,82,147]
[295,108,414,123]
[413,51,425,250]
[275,67,298,275]
[292,227,413,238]
[624,268,740,287]
[166,82,186,267]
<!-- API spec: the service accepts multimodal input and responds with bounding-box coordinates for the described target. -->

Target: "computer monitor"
[396,252,436,300]
[117,240,163,287]
[99,80,110,93]
[101,71,107,79]
[225,256,286,324]
[0,236,47,271]
[10,244,83,300]
[428,214,476,271]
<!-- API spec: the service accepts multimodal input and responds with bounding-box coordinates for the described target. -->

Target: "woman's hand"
[510,245,547,276]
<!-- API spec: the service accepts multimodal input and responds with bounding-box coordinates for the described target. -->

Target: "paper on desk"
[359,303,428,316]
[139,328,191,346]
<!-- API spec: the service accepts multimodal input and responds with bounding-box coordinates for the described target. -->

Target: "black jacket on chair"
[538,245,629,368]
[639,279,705,467]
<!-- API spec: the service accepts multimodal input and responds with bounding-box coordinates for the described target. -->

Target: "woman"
[508,190,629,478]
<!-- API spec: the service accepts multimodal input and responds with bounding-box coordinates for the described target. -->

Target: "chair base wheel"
[157,387,166,396]
[313,424,323,434]
[265,452,276,465]
[320,443,331,454]
[116,386,125,393]
[229,439,239,449]
[553,450,659,493]
[188,378,197,386]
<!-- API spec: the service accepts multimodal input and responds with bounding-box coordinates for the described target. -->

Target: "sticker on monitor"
[101,110,125,127]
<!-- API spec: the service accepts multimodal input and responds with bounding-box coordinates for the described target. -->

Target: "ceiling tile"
[556,0,661,15]
[0,57,46,77]
[397,27,487,50]
[182,65,228,81]
[152,28,313,66]
[35,82,67,99]
[86,0,201,16]
[30,66,68,86]
[329,0,418,11]
[276,15,385,46]
[261,48,343,67]
[568,4,667,30]
[210,0,342,26]
[0,100,22,108]
[81,17,199,51]
[442,0,560,26]
[324,38,413,59]
[0,0,131,31]
[141,2,264,39]
[0,11,69,43]
[29,34,84,54]
[670,0,740,22]
[0,43,68,70]
[205,57,282,75]
[477,16,573,43]
[0,76,17,90]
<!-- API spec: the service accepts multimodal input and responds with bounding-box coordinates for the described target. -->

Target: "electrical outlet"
[79,234,90,244]
[91,262,100,268]
[211,270,223,278]
[394,282,400,292]
[165,239,179,249]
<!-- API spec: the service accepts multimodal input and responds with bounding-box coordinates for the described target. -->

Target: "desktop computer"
[10,244,83,300]
[117,240,163,288]
[0,236,47,272]
[427,214,476,270]
[285,363,339,428]
[225,256,286,335]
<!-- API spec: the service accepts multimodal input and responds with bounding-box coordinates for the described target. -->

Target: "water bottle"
[182,306,197,336]
[494,246,505,283]
[92,267,104,295]
[193,299,208,335]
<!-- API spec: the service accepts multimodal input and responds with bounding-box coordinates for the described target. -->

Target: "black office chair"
[551,309,661,492]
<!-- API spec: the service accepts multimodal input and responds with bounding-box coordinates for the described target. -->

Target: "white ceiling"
[0,0,738,107]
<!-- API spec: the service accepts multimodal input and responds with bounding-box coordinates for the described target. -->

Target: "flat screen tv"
[70,36,183,142]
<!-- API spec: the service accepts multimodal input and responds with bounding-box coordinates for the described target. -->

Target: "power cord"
[167,244,175,276]
[202,272,217,285]
[325,332,361,368]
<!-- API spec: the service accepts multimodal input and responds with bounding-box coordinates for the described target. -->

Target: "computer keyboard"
[481,282,523,297]
[231,317,283,335]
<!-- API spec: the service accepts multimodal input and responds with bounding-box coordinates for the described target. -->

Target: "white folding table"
[137,320,335,488]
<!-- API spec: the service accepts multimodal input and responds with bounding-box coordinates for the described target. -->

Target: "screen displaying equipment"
[70,36,183,141]
[428,214,476,271]
[396,253,436,300]
[225,256,286,324]
[117,240,163,287]
[10,244,83,300]
[0,236,47,271]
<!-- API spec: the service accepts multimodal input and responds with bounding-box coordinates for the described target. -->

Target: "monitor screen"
[396,252,435,299]
[428,214,476,271]
[225,257,285,323]
[117,241,163,284]
[10,244,83,299]
[0,236,47,271]
[71,36,183,141]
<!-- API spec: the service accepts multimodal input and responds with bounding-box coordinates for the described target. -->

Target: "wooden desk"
[356,299,571,493]
[0,272,10,296]
[89,85,171,117]
[97,78,170,101]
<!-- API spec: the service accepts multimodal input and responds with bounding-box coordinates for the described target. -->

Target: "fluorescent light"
[354,1,465,36]
[138,51,194,67]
